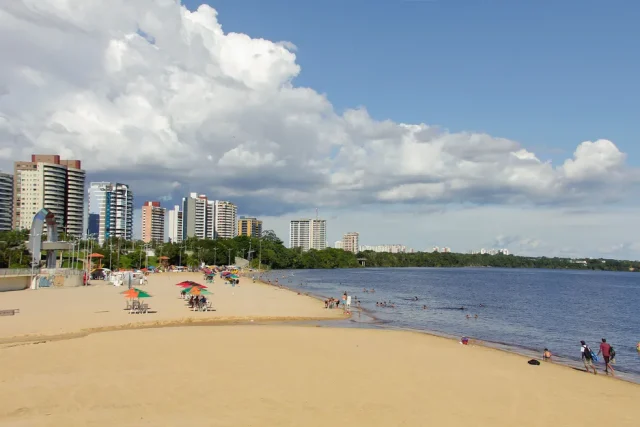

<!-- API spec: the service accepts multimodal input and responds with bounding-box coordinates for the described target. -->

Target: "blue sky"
[187,0,638,165]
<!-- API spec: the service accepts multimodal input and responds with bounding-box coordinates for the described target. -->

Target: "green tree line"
[1,229,639,272]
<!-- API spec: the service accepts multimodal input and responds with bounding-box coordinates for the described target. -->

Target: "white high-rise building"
[342,232,359,253]
[290,219,327,251]
[167,205,183,243]
[13,155,86,236]
[211,200,237,239]
[334,240,343,249]
[0,172,13,231]
[87,182,134,244]
[182,193,208,239]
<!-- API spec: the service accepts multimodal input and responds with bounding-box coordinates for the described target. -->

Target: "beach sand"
[1,273,639,426]
[0,272,343,342]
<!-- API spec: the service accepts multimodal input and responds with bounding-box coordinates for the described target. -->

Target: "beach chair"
[205,301,213,311]
[129,300,140,314]
[139,303,149,314]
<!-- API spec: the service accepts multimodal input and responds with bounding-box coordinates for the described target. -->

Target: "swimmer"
[423,305,427,310]
[474,314,478,319]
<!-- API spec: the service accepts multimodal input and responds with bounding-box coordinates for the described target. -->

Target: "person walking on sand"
[598,338,615,376]
[581,341,597,375]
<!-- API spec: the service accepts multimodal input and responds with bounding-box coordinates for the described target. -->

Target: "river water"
[263,267,640,383]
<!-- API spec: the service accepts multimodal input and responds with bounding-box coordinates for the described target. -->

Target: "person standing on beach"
[598,338,615,376]
[581,341,597,375]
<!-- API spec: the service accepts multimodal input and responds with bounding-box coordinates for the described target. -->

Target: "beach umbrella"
[135,290,152,298]
[122,288,138,298]
[122,288,152,298]
[222,271,231,276]
[185,287,211,295]
[229,274,239,279]
[176,281,193,287]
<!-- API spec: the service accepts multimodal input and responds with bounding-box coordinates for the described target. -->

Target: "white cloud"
[1,1,638,257]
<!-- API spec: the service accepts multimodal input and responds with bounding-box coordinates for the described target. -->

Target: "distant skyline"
[1,1,639,259]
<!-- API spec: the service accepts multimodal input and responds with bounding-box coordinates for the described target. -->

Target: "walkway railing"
[0,268,33,276]
[0,268,85,276]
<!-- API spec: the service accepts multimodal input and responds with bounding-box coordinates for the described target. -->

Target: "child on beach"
[543,348,552,361]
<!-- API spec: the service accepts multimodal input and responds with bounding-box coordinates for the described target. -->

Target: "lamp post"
[258,239,262,273]
[228,248,232,266]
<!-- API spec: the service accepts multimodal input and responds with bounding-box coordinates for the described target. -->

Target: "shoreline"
[267,275,640,385]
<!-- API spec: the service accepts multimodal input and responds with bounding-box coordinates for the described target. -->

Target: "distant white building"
[87,182,133,244]
[359,244,406,253]
[167,205,183,243]
[334,240,343,249]
[290,219,327,251]
[210,200,237,239]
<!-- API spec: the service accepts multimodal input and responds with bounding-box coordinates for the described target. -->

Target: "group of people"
[376,301,395,308]
[187,294,208,311]
[541,338,617,376]
[580,339,616,376]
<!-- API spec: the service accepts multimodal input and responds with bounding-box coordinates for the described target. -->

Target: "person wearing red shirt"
[598,338,615,377]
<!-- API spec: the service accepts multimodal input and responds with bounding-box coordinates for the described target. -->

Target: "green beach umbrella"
[135,289,152,298]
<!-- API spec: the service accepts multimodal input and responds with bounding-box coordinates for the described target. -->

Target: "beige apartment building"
[237,217,262,237]
[342,232,360,253]
[13,154,85,236]
[141,201,166,243]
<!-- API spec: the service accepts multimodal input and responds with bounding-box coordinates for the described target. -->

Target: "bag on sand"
[528,359,540,366]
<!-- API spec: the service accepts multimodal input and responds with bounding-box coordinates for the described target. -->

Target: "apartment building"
[210,200,237,239]
[167,205,183,243]
[290,219,327,251]
[342,232,359,253]
[141,201,166,243]
[13,154,85,236]
[182,193,208,240]
[87,182,134,244]
[334,240,343,249]
[237,216,262,237]
[0,172,13,231]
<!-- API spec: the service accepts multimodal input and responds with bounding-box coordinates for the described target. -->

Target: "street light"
[228,248,232,266]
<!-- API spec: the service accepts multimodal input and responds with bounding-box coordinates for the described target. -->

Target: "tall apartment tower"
[289,219,327,251]
[237,216,262,237]
[167,205,183,243]
[211,200,237,239]
[342,232,360,253]
[182,193,208,240]
[141,201,166,243]
[13,154,85,236]
[87,182,133,244]
[0,172,13,231]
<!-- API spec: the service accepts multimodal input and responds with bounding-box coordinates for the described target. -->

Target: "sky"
[1,0,639,258]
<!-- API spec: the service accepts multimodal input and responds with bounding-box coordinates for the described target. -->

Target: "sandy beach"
[1,273,639,426]
[0,272,343,342]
